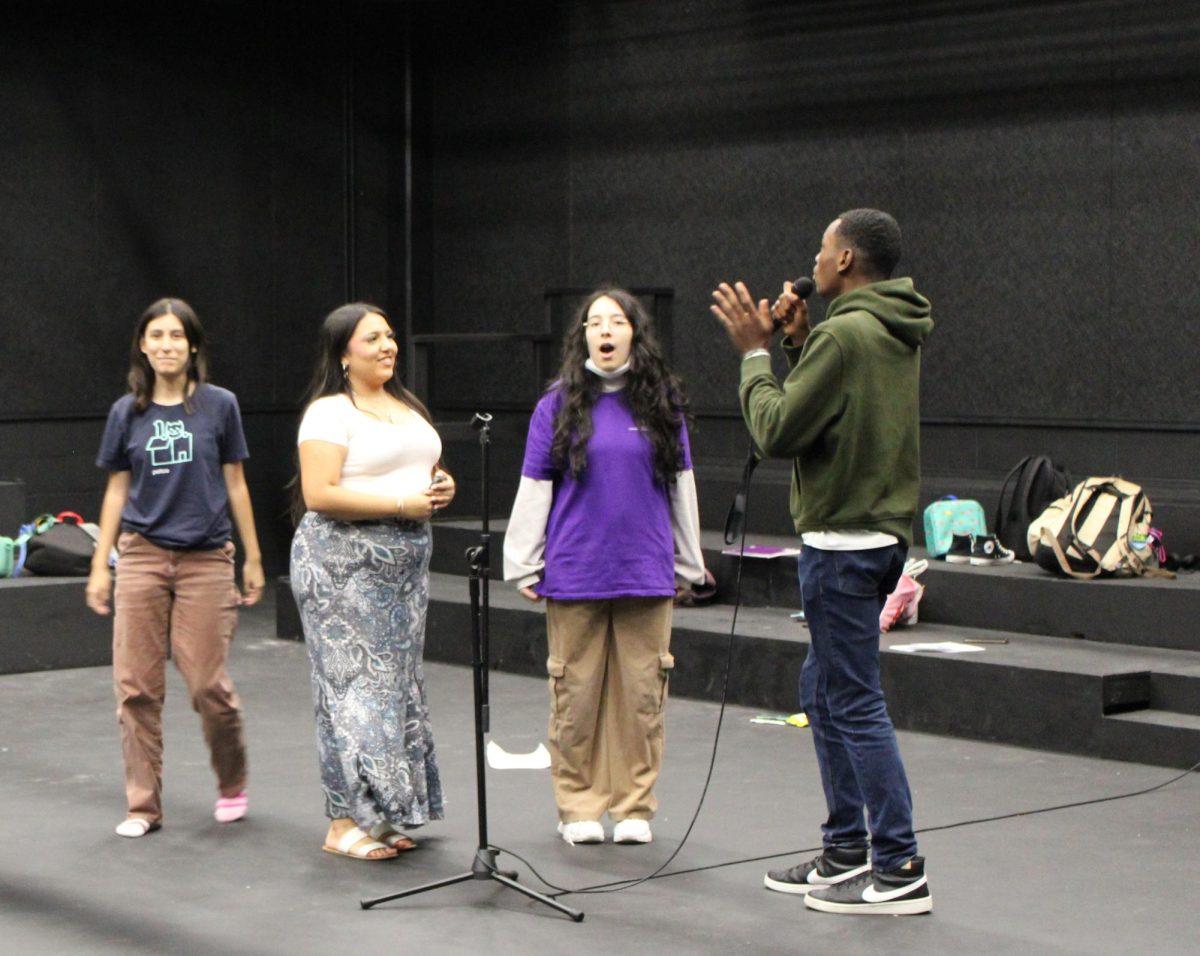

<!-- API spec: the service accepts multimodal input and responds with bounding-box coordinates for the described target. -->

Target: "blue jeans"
[798,544,917,870]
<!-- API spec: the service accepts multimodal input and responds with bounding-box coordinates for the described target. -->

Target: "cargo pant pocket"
[655,652,675,713]
[546,655,567,738]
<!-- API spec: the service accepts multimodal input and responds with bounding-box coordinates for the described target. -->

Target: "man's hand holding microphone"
[711,277,814,353]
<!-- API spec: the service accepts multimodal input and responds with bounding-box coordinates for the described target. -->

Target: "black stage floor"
[2,593,1197,955]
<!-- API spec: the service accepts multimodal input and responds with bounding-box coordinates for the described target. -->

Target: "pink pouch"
[880,574,923,633]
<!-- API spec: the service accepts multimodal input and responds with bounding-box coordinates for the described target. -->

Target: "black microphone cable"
[499,755,1200,894]
[487,441,764,897]
[489,441,1200,898]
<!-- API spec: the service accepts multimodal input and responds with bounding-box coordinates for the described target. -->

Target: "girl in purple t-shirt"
[504,288,707,846]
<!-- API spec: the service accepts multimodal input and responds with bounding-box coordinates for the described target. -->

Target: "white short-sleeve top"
[297,394,442,499]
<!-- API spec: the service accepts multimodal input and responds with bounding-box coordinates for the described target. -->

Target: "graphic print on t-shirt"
[146,419,193,468]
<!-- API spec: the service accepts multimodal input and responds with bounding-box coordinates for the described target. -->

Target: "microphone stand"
[360,412,584,922]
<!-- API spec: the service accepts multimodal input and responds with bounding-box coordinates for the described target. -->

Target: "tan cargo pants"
[544,596,674,823]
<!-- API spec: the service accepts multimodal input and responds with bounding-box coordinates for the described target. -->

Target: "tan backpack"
[1027,477,1169,579]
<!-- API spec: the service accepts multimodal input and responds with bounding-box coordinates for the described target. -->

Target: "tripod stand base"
[357,417,582,924]
[359,847,585,921]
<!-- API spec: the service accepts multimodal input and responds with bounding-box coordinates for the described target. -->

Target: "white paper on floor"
[486,740,551,770]
[889,641,986,654]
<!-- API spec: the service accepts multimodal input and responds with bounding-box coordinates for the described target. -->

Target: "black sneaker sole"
[804,882,932,915]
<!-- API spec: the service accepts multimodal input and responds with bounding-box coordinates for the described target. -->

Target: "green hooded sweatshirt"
[739,277,934,546]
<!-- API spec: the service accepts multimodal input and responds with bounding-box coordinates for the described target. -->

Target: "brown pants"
[545,597,674,823]
[112,532,247,822]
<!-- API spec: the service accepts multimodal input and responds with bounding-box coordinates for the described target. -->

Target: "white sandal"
[368,822,418,852]
[322,825,394,861]
[115,818,161,838]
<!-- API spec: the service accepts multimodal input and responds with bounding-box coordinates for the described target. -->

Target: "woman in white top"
[290,303,455,861]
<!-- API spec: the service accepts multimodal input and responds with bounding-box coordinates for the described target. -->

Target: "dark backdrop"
[414,0,1200,550]
[0,2,410,569]
[2,0,1198,572]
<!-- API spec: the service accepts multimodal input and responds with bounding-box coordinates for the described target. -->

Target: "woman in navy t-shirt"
[86,298,264,838]
[503,288,708,846]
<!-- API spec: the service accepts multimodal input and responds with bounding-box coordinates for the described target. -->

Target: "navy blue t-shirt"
[96,384,250,550]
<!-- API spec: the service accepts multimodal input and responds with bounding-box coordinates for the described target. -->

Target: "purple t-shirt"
[521,388,692,600]
[96,384,249,550]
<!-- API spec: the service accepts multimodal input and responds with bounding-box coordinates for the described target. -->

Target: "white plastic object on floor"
[486,740,551,770]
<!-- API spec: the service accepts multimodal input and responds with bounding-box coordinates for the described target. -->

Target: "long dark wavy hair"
[550,288,690,486]
[127,297,209,412]
[289,302,434,521]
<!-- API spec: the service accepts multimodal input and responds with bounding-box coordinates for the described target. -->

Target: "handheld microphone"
[771,277,815,330]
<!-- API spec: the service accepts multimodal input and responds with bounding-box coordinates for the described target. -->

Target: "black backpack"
[994,456,1071,561]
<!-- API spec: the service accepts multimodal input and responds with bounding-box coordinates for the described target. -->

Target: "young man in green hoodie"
[711,209,934,916]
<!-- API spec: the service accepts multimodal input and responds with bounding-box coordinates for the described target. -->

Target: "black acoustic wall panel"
[0,2,412,570]
[0,4,363,420]
[419,0,1200,431]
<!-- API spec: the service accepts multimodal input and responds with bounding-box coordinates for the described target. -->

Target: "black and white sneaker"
[763,845,870,895]
[804,855,932,915]
[969,534,1015,566]
[944,534,973,563]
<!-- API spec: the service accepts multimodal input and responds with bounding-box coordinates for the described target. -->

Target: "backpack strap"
[995,456,1034,522]
[11,528,32,577]
[1070,482,1126,571]
[1070,481,1151,576]
[1115,490,1157,575]
[11,514,60,577]
[1053,481,1107,578]
[1044,527,1102,579]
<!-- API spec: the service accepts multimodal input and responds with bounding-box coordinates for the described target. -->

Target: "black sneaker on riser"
[944,534,973,564]
[970,534,1015,566]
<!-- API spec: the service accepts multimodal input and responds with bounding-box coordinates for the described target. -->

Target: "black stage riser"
[419,596,1200,772]
[9,569,1193,771]
[0,578,112,675]
[428,523,1200,654]
[918,564,1199,651]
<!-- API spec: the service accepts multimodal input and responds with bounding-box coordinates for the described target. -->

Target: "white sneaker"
[612,818,652,844]
[557,820,604,845]
[115,818,160,838]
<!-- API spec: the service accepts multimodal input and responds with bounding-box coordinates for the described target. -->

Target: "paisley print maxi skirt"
[290,513,444,827]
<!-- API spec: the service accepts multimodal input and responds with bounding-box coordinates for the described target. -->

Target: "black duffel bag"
[24,511,96,576]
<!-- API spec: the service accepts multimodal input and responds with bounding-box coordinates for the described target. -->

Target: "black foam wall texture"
[415,0,1200,428]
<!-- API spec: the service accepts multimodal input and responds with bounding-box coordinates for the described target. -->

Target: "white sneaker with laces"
[612,818,652,844]
[557,820,604,845]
